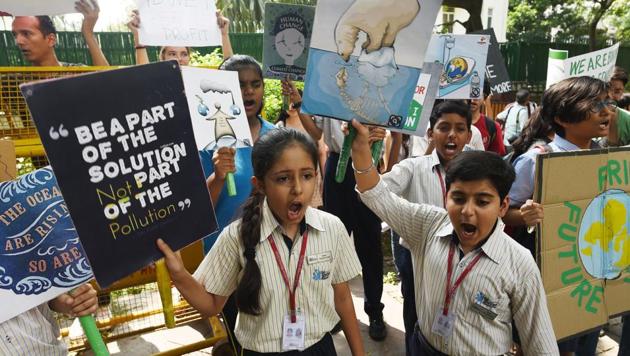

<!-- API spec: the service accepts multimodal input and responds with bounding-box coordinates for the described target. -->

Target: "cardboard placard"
[302,0,442,130]
[424,34,490,99]
[263,3,315,81]
[136,0,221,47]
[403,62,441,136]
[0,140,16,182]
[1,0,77,16]
[534,148,630,340]
[472,28,512,95]
[181,67,253,150]
[21,61,218,288]
[0,167,93,323]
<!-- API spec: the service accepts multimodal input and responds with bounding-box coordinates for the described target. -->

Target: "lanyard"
[435,167,446,208]
[442,243,483,315]
[268,230,309,323]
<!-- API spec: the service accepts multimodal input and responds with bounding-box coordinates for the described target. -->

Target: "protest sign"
[0,140,16,182]
[302,0,442,131]
[21,61,218,288]
[137,0,221,47]
[473,29,512,95]
[0,167,93,323]
[546,43,619,88]
[0,1,77,16]
[402,62,441,136]
[262,3,315,81]
[534,147,630,340]
[181,67,253,150]
[424,34,490,99]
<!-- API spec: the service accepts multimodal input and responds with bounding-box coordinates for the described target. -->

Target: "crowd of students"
[3,6,630,356]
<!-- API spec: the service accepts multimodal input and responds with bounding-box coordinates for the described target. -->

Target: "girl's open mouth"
[288,202,303,220]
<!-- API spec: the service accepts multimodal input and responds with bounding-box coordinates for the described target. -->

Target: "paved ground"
[81,276,622,355]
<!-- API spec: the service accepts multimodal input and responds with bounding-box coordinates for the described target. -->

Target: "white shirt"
[193,199,362,353]
[410,126,484,157]
[358,180,559,356]
[0,304,67,356]
[314,116,346,153]
[500,103,531,145]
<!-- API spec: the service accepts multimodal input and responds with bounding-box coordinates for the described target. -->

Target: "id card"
[431,308,455,339]
[282,314,306,351]
[471,298,498,320]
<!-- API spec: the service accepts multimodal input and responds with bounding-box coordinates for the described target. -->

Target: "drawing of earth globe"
[578,189,630,279]
[445,57,469,82]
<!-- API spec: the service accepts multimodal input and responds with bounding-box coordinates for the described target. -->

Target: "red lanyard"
[435,167,446,208]
[442,243,483,315]
[268,230,309,323]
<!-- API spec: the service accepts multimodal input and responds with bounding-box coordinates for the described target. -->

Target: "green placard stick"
[371,140,383,167]
[226,172,236,197]
[335,125,356,183]
[79,314,110,356]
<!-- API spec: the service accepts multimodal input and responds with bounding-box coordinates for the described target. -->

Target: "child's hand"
[520,199,544,227]
[349,119,371,151]
[216,10,230,36]
[367,126,386,144]
[50,283,98,317]
[127,10,140,34]
[213,147,236,180]
[281,78,302,105]
[156,238,186,280]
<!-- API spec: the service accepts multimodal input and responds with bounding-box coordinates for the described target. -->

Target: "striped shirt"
[314,116,345,153]
[359,180,559,355]
[193,199,362,353]
[0,304,67,356]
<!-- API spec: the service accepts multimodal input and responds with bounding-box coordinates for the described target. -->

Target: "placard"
[136,0,222,47]
[424,34,490,99]
[181,67,253,150]
[302,0,442,130]
[546,43,619,88]
[0,167,93,323]
[403,62,441,136]
[473,29,512,95]
[262,3,315,81]
[1,1,77,16]
[21,61,218,288]
[534,147,630,340]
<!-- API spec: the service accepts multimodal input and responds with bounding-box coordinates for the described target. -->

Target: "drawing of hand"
[335,0,420,61]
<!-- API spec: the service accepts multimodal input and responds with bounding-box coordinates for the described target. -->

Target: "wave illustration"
[0,167,54,203]
[53,258,93,287]
[37,236,80,256]
[0,266,13,287]
[15,276,52,295]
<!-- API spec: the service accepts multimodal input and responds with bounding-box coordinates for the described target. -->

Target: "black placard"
[21,61,218,288]
[473,28,512,96]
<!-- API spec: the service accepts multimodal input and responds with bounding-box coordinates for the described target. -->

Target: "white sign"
[563,43,619,82]
[545,49,568,89]
[136,0,221,47]
[546,43,619,88]
[181,67,253,151]
[1,0,77,16]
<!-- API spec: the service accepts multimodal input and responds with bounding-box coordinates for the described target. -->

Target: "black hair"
[276,89,303,125]
[617,94,630,110]
[429,100,471,130]
[220,54,263,78]
[540,76,608,137]
[35,16,56,36]
[509,107,553,160]
[516,89,530,105]
[611,66,628,86]
[235,128,318,315]
[445,151,515,200]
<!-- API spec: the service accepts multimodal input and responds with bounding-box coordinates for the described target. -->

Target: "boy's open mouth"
[243,99,256,109]
[460,222,477,238]
[445,142,458,152]
[599,119,610,130]
[288,202,303,220]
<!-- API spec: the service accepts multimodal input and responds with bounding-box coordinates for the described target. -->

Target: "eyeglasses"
[590,99,617,113]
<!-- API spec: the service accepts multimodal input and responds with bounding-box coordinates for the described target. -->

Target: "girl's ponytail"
[235,191,265,315]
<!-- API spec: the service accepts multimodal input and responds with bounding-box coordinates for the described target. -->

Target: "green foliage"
[189,47,225,67]
[383,271,399,285]
[216,0,318,33]
[16,157,35,176]
[262,79,304,123]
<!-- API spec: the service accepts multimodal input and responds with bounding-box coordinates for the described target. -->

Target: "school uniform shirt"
[358,180,558,355]
[198,116,276,253]
[0,304,67,356]
[193,199,362,353]
[314,116,345,154]
[508,135,600,207]
[501,102,531,145]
